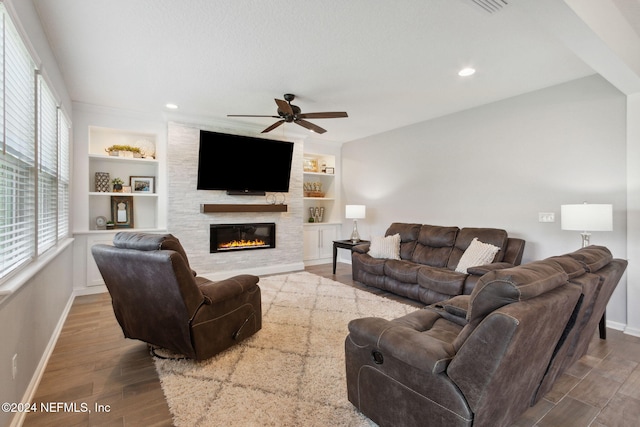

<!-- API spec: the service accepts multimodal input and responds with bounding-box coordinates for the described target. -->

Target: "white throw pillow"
[369,234,401,260]
[455,237,500,273]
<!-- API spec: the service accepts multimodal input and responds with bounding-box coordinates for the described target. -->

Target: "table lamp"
[345,205,366,243]
[561,203,613,247]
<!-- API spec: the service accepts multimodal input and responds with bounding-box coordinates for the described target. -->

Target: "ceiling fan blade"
[297,112,348,119]
[227,114,280,118]
[275,98,294,116]
[261,120,285,133]
[295,119,327,134]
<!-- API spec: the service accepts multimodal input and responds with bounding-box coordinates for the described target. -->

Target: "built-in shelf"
[201,204,288,213]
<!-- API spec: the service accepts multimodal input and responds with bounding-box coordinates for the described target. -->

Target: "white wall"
[341,75,628,325]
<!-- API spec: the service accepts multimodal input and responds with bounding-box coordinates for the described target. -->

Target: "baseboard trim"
[10,293,75,427]
[624,325,640,337]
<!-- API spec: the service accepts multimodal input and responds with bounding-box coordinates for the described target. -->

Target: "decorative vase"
[113,184,123,192]
[95,172,110,192]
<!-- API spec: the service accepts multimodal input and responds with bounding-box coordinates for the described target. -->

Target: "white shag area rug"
[153,271,416,427]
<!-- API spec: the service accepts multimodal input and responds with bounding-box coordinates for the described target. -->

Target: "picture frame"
[325,167,335,174]
[111,196,134,228]
[130,176,155,193]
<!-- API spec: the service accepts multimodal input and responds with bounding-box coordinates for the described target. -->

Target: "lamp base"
[580,232,591,248]
[350,219,360,243]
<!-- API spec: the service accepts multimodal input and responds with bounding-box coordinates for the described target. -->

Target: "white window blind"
[58,111,70,239]
[38,75,58,254]
[0,7,36,279]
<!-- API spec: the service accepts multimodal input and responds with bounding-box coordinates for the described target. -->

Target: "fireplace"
[210,223,276,253]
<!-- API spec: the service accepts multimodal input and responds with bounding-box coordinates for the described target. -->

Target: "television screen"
[197,130,294,193]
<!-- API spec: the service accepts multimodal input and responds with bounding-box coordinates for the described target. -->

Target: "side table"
[333,239,369,274]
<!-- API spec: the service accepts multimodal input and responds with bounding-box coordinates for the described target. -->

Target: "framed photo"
[111,196,134,228]
[130,176,155,193]
[325,167,335,174]
[122,185,132,193]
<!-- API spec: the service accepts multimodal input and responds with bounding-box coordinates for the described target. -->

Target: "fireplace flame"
[219,239,267,250]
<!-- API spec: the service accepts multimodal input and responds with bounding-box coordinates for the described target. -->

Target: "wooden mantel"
[200,204,288,213]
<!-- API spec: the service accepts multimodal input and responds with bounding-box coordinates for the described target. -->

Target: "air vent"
[465,0,509,14]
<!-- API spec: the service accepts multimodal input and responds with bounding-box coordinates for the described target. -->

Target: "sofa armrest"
[352,242,370,254]
[466,262,515,276]
[348,314,456,374]
[197,274,259,304]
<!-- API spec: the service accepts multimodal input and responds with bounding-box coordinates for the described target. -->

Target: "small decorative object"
[134,138,156,159]
[130,176,155,193]
[122,185,132,193]
[95,216,107,230]
[106,221,115,230]
[105,144,142,158]
[111,196,134,228]
[309,207,315,222]
[303,157,318,172]
[95,172,110,192]
[303,182,324,197]
[111,177,124,192]
[319,207,325,223]
[275,193,285,205]
[325,167,334,174]
[314,207,320,223]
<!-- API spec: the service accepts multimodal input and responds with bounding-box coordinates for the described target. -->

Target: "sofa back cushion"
[410,225,459,267]
[447,228,508,270]
[466,259,569,324]
[385,223,421,260]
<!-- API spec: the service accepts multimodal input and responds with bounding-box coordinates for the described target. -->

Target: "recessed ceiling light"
[165,103,178,109]
[458,67,476,77]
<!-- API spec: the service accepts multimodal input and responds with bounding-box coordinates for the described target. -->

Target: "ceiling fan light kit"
[228,94,348,134]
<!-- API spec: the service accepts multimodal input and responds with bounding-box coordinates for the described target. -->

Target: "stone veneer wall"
[167,121,304,278]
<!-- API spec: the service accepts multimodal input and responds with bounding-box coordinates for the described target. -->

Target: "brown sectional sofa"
[352,222,526,303]
[345,246,627,427]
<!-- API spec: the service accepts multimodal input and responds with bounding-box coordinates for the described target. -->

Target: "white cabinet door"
[303,224,339,262]
[318,225,337,259]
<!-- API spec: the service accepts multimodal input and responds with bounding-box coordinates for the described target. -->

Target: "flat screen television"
[197,130,294,194]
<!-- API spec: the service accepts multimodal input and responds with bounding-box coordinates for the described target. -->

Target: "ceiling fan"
[228,94,348,134]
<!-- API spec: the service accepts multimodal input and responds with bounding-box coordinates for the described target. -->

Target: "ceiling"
[30,0,638,143]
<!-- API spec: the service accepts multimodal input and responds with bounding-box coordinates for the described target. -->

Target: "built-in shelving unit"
[303,152,340,264]
[87,127,160,231]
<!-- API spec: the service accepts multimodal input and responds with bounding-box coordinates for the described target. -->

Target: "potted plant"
[105,144,142,158]
[112,177,124,192]
[106,220,115,230]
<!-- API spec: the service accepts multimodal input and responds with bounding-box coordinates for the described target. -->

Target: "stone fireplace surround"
[166,121,305,280]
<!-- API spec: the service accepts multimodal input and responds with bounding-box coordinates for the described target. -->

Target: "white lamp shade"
[345,205,366,219]
[561,204,613,231]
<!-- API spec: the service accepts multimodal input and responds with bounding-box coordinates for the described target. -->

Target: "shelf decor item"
[95,172,110,192]
[105,144,142,158]
[112,177,124,192]
[111,196,134,228]
[303,182,324,197]
[130,176,155,193]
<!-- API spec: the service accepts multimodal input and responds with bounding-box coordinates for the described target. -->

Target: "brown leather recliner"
[91,232,262,360]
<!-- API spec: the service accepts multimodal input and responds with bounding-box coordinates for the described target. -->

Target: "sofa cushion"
[467,259,568,324]
[566,245,613,273]
[447,228,508,270]
[386,223,421,260]
[385,259,420,284]
[411,225,459,267]
[455,238,501,273]
[353,252,386,275]
[369,234,401,260]
[547,255,587,279]
[417,266,466,296]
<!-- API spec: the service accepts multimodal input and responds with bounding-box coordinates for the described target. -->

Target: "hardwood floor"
[22,263,640,427]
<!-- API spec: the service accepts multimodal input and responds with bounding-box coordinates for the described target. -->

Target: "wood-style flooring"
[22,263,640,427]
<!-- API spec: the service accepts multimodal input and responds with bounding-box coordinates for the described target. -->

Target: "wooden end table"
[333,239,369,274]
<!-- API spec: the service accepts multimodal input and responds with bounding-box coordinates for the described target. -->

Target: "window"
[0,5,71,282]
